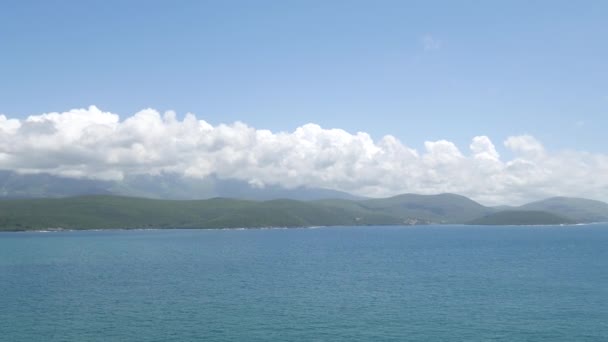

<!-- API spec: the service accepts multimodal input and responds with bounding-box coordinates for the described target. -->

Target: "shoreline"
[2,221,607,234]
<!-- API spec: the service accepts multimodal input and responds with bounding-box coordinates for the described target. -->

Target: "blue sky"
[1,0,607,153]
[1,1,608,203]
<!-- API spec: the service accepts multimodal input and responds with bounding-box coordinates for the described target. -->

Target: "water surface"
[1,225,607,341]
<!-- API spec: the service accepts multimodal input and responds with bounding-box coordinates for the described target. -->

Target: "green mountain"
[360,193,494,223]
[315,193,493,224]
[1,193,606,231]
[0,196,340,230]
[518,197,608,223]
[468,210,574,225]
[0,195,395,231]
[0,193,489,231]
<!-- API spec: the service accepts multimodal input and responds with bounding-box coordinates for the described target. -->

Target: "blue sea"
[1,225,608,341]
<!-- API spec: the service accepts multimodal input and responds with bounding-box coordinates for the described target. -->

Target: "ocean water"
[1,225,608,341]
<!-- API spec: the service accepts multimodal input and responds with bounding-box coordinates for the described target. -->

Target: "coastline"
[2,221,607,234]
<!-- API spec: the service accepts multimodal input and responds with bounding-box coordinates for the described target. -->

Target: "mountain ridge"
[1,193,606,231]
[0,170,362,201]
[518,196,608,223]
[468,210,575,226]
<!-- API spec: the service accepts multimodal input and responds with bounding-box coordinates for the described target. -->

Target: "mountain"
[518,197,608,223]
[0,170,361,201]
[0,195,397,231]
[468,210,574,225]
[2,169,608,230]
[0,193,495,231]
[492,205,516,211]
[201,178,363,201]
[2,192,608,231]
[0,170,114,198]
[314,193,494,225]
[355,193,494,224]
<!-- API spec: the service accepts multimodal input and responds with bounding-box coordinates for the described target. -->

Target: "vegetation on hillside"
[519,197,608,223]
[0,194,605,231]
[467,210,574,226]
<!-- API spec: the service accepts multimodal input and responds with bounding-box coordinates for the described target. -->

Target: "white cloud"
[1,106,608,205]
[421,34,441,51]
[504,135,545,158]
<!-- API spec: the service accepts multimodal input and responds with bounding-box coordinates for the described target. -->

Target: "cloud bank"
[1,106,607,205]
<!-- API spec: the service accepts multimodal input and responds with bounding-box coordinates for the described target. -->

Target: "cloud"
[504,135,545,158]
[421,34,441,51]
[1,106,608,205]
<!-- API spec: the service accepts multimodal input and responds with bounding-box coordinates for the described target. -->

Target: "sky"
[0,1,607,204]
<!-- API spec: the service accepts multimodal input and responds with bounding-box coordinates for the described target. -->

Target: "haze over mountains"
[0,170,607,231]
[0,170,359,201]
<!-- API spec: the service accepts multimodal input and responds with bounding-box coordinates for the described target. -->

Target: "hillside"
[468,210,575,225]
[358,193,494,224]
[518,197,608,223]
[1,193,607,231]
[0,193,487,231]
[0,195,400,231]
[314,193,495,225]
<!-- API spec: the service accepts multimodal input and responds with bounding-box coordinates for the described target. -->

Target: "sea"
[1,225,607,341]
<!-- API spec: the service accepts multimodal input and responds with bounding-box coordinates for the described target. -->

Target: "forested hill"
[0,194,606,231]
